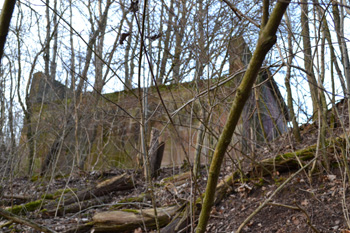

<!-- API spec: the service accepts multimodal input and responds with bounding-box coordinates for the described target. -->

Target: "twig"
[0,207,57,233]
[268,200,320,233]
[0,220,13,228]
[236,157,316,233]
[294,201,320,233]
[220,0,260,27]
[267,202,299,210]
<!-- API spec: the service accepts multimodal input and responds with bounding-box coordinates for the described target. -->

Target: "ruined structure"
[23,36,288,173]
[229,36,288,151]
[28,72,69,103]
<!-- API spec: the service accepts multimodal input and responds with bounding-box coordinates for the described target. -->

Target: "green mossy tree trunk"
[195,1,290,232]
[0,0,16,63]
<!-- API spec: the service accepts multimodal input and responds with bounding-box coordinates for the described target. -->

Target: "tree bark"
[284,11,301,142]
[0,0,16,63]
[158,0,174,84]
[44,0,51,78]
[69,0,75,90]
[92,206,179,232]
[300,0,322,120]
[124,16,133,90]
[50,0,58,82]
[313,0,346,95]
[172,0,187,81]
[332,3,350,91]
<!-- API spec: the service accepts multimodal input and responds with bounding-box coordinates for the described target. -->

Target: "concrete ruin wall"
[23,75,288,173]
[22,36,289,173]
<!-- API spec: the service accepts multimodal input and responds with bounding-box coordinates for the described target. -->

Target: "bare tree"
[172,0,189,82]
[300,0,324,119]
[284,10,301,142]
[196,1,290,231]
[41,0,112,174]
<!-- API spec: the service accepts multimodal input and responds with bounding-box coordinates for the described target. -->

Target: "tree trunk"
[0,0,16,63]
[69,0,75,90]
[300,0,322,120]
[196,1,290,232]
[124,16,134,90]
[172,0,187,81]
[50,0,58,82]
[44,0,51,78]
[332,3,350,91]
[313,0,346,95]
[332,3,350,132]
[284,11,301,142]
[158,0,174,84]
[300,0,328,169]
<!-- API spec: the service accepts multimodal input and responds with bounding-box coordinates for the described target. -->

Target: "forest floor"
[1,114,350,232]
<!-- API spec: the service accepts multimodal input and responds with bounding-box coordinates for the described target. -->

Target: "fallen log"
[109,193,151,210]
[43,195,111,217]
[250,145,317,176]
[5,200,43,215]
[160,203,192,233]
[250,134,347,177]
[161,171,191,186]
[46,173,134,209]
[63,193,152,233]
[92,206,179,232]
[2,194,33,201]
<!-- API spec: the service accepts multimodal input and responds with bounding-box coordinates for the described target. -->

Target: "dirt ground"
[1,118,350,232]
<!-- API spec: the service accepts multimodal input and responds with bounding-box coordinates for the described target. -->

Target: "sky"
[1,0,349,125]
